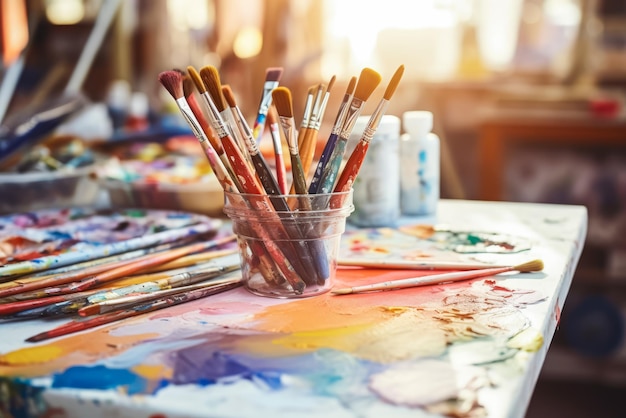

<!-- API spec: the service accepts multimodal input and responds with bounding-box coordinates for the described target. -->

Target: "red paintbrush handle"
[331,141,369,208]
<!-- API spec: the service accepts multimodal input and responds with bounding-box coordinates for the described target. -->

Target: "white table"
[0,199,587,418]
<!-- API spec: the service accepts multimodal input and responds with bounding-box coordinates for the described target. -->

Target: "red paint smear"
[483,279,513,292]
[554,298,561,325]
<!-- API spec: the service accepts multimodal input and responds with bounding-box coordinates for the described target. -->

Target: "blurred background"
[1,0,625,416]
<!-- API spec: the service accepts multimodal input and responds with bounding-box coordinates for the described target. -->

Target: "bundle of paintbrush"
[0,227,244,341]
[157,64,405,296]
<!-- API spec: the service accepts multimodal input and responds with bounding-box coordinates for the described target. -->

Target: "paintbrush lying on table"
[25,278,243,343]
[332,259,544,295]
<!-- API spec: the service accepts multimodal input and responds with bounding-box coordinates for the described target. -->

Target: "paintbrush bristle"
[265,67,283,82]
[346,76,357,95]
[222,85,237,108]
[182,75,195,98]
[200,65,227,112]
[187,66,206,93]
[354,68,382,102]
[513,259,544,272]
[272,87,293,119]
[158,70,184,100]
[383,65,405,101]
[326,75,336,94]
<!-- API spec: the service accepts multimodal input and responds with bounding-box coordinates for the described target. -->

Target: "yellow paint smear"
[0,327,160,377]
[132,363,172,380]
[0,345,64,366]
[507,327,544,352]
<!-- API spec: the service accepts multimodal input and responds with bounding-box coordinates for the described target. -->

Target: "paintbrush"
[222,84,283,197]
[63,235,237,293]
[187,66,243,169]
[297,86,316,149]
[252,67,283,144]
[0,235,236,303]
[0,220,219,278]
[300,76,336,183]
[331,65,405,208]
[315,68,382,194]
[0,236,200,283]
[182,73,217,144]
[272,86,332,285]
[0,236,215,299]
[309,76,356,193]
[0,289,102,317]
[79,274,242,316]
[272,87,309,199]
[125,248,238,276]
[202,66,323,290]
[267,106,288,194]
[25,280,243,343]
[160,70,294,291]
[5,263,240,319]
[169,68,304,292]
[159,69,239,193]
[331,259,544,295]
[337,258,513,271]
[199,65,267,195]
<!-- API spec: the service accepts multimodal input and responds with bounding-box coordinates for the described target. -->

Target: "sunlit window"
[320,0,583,81]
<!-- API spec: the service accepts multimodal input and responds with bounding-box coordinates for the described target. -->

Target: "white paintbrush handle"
[338,259,507,270]
[344,266,513,294]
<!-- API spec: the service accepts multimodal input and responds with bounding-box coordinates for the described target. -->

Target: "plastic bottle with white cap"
[348,114,401,227]
[400,111,440,216]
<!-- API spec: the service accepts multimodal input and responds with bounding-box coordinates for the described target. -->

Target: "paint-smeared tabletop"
[0,199,587,418]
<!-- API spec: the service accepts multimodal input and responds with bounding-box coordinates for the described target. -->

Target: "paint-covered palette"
[339,224,533,267]
[0,200,588,418]
[0,207,222,277]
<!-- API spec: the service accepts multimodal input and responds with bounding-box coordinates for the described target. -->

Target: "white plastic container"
[400,111,440,216]
[349,114,401,227]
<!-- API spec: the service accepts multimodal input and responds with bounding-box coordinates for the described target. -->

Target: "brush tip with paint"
[158,70,184,100]
[265,67,283,82]
[272,87,294,119]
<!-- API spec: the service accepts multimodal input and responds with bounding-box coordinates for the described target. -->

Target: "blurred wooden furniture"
[478,109,626,201]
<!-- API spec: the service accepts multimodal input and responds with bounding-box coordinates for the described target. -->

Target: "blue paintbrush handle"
[316,137,348,195]
[308,132,339,194]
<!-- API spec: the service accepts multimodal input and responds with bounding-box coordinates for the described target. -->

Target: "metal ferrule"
[258,82,279,115]
[362,99,389,144]
[307,90,324,129]
[330,94,351,135]
[339,96,365,140]
[300,95,314,129]
[314,92,331,130]
[199,92,229,138]
[234,106,260,156]
[279,117,298,154]
[176,98,207,143]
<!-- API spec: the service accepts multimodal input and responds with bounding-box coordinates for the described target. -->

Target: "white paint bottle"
[349,114,401,227]
[400,111,440,216]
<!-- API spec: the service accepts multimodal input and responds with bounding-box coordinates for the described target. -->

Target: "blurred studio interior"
[1,0,625,416]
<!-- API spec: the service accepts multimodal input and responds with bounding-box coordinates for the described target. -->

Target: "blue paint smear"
[52,365,148,395]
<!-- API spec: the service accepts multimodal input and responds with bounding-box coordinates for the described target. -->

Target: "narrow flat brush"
[252,67,283,144]
[315,68,382,194]
[25,281,243,343]
[332,259,545,295]
[331,65,405,209]
[158,70,238,193]
[309,76,356,194]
